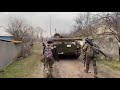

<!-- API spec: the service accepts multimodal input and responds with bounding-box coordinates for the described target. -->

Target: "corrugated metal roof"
[0,28,13,36]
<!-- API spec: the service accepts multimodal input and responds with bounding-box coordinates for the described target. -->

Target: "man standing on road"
[82,36,107,78]
[43,40,56,77]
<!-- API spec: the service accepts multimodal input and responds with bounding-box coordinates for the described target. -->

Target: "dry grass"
[0,43,43,78]
[99,60,120,71]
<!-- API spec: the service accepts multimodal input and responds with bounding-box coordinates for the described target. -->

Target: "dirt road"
[52,59,120,78]
[30,59,94,78]
[4,43,119,78]
[53,60,94,78]
[30,59,120,78]
[27,44,120,78]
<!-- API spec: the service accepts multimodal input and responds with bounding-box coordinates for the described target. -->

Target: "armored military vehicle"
[51,34,82,58]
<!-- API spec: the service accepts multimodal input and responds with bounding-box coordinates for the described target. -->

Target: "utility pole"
[55,28,57,34]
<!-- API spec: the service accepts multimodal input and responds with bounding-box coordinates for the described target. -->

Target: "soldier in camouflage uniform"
[42,40,55,78]
[82,36,106,78]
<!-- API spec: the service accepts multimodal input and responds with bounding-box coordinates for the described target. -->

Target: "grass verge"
[99,60,120,71]
[0,43,43,78]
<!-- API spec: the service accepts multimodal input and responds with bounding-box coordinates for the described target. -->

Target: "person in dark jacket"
[42,42,46,54]
[53,45,59,61]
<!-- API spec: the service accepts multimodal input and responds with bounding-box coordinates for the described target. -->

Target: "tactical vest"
[86,44,94,57]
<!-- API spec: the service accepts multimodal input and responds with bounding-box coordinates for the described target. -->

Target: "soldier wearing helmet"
[41,39,55,77]
[82,36,98,78]
[82,36,107,78]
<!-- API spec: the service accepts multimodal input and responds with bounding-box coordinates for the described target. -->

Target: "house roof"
[0,28,13,36]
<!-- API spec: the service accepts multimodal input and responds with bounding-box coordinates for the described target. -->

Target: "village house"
[93,25,119,60]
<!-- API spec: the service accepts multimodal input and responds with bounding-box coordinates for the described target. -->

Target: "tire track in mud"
[97,64,120,78]
[52,58,120,78]
[53,60,94,78]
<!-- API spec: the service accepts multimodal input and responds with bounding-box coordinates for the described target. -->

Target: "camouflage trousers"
[44,57,54,69]
[85,56,97,75]
[41,57,54,78]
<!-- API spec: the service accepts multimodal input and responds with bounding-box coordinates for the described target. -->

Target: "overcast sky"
[0,12,100,37]
[0,12,81,37]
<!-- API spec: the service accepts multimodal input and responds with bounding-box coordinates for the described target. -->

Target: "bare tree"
[98,12,120,61]
[36,27,44,42]
[7,18,29,41]
[26,26,35,46]
[73,12,99,38]
[6,17,35,57]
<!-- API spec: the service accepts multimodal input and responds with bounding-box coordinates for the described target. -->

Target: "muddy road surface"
[53,59,94,78]
[52,59,120,78]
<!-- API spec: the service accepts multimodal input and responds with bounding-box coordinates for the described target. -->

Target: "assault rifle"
[85,38,107,58]
[82,38,107,67]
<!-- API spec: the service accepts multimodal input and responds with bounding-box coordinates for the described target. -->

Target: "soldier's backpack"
[44,45,53,60]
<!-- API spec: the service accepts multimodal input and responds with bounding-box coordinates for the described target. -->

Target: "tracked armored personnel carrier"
[51,34,82,58]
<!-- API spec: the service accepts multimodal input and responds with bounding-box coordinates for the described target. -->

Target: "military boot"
[84,65,89,73]
[49,67,53,78]
[93,66,98,78]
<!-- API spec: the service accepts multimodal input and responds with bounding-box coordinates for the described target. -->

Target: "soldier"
[43,40,55,77]
[82,36,107,78]
[42,42,46,54]
[52,42,59,62]
[41,42,46,63]
[82,39,88,67]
